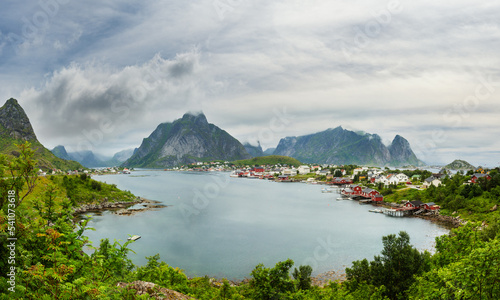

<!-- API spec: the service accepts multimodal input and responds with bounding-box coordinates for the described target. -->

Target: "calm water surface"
[88,170,448,279]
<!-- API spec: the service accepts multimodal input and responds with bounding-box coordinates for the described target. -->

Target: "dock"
[383,207,414,217]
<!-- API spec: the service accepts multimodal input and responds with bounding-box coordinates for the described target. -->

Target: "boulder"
[116,281,195,299]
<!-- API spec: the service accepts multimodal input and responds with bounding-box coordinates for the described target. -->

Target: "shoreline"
[84,173,454,288]
[367,201,462,229]
[411,213,463,228]
[72,197,167,217]
[190,270,348,288]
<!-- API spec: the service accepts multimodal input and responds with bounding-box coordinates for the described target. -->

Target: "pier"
[383,207,414,217]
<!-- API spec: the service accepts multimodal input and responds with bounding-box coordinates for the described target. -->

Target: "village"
[227,164,493,219]
[37,159,493,221]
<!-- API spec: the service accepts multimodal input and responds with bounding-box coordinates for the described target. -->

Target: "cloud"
[21,50,208,154]
[1,0,499,165]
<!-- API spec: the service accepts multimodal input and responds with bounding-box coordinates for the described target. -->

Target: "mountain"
[263,148,276,155]
[388,135,421,167]
[51,146,135,168]
[0,98,83,170]
[112,148,135,163]
[445,159,475,170]
[101,148,135,167]
[51,145,72,161]
[68,150,109,168]
[122,112,251,168]
[243,142,265,157]
[273,126,423,166]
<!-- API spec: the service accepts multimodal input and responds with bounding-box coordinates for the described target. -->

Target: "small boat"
[321,188,333,193]
[229,171,240,178]
[369,209,384,213]
[336,197,344,201]
[128,235,141,241]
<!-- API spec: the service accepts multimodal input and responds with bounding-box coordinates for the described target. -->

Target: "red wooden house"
[422,202,440,210]
[351,185,362,195]
[361,188,379,198]
[405,200,424,209]
[471,173,491,183]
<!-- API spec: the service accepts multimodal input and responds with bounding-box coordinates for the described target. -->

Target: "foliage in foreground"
[1,143,500,299]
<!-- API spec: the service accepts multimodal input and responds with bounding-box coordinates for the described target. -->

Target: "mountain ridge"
[51,145,135,168]
[273,126,423,166]
[122,112,251,168]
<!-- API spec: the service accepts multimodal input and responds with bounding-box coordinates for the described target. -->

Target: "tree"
[292,265,312,290]
[33,183,59,226]
[346,231,431,299]
[249,259,295,299]
[0,142,38,209]
[410,225,500,299]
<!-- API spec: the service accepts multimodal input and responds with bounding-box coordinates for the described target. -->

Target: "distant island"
[445,159,475,170]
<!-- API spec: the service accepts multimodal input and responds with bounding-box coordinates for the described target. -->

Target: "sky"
[1,0,499,166]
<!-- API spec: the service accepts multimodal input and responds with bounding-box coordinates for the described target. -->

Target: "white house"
[395,173,409,183]
[282,168,298,176]
[316,169,331,176]
[298,165,311,174]
[423,177,442,188]
[374,175,388,185]
[353,167,369,175]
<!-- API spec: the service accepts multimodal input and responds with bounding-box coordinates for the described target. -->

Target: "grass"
[232,155,302,167]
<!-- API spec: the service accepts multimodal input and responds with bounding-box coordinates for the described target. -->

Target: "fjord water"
[89,170,448,279]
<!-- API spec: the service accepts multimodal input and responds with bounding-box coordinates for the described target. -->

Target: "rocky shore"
[413,213,465,228]
[72,197,167,216]
[373,201,463,228]
[312,270,347,286]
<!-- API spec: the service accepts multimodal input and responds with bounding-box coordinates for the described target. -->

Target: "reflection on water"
[88,171,449,279]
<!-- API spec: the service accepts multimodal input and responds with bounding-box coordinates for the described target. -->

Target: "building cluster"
[340,184,384,202]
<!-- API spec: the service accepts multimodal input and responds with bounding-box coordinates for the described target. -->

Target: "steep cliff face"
[273,127,422,166]
[122,112,251,168]
[388,135,421,166]
[243,142,265,158]
[0,98,38,141]
[0,98,83,170]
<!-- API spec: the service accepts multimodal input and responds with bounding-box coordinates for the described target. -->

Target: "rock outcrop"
[122,112,251,168]
[273,126,423,166]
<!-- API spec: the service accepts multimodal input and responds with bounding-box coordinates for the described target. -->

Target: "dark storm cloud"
[21,51,205,153]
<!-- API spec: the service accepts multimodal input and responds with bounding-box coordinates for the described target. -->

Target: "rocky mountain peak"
[123,112,250,168]
[0,98,37,141]
[182,112,208,126]
[389,135,411,152]
[51,145,72,161]
[388,134,421,166]
[274,127,422,166]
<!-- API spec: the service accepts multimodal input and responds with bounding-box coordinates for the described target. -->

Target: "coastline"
[369,201,462,229]
[412,213,463,228]
[72,197,167,217]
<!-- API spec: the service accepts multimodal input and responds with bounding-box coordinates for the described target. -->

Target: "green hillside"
[0,98,83,171]
[232,155,302,167]
[445,159,475,170]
